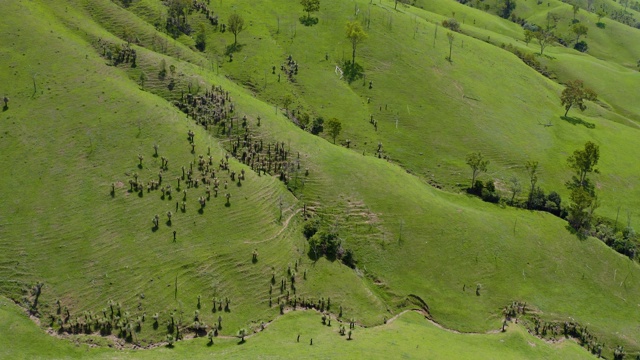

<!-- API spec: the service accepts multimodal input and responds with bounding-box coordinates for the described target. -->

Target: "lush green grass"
[0,296,592,359]
[1,0,640,358]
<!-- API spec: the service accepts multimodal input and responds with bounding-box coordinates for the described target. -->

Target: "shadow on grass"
[225,43,244,56]
[560,116,595,129]
[565,224,588,240]
[237,339,246,345]
[299,16,318,26]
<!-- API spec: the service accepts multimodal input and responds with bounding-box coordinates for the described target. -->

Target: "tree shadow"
[237,339,246,345]
[2,105,7,112]
[560,116,595,129]
[565,224,588,240]
[299,16,318,26]
[342,61,364,84]
[166,220,172,227]
[198,208,204,215]
[151,226,159,233]
[236,181,242,187]
[225,202,231,207]
[207,340,214,347]
[225,43,244,56]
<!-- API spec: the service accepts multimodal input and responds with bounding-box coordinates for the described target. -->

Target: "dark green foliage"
[441,18,460,32]
[305,226,356,268]
[303,220,319,239]
[498,0,517,19]
[573,41,588,53]
[342,61,364,84]
[309,116,324,135]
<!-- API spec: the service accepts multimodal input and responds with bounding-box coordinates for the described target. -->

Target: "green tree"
[228,13,245,47]
[560,80,597,117]
[571,23,588,43]
[466,152,489,188]
[572,3,580,21]
[534,30,554,56]
[195,23,206,51]
[567,141,599,189]
[567,186,598,232]
[345,21,367,65]
[524,29,534,46]
[446,32,455,61]
[139,72,148,88]
[498,0,517,19]
[300,0,320,19]
[596,9,607,24]
[525,160,539,208]
[325,118,342,144]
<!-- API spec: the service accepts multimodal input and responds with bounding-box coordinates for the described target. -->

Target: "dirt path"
[243,207,302,245]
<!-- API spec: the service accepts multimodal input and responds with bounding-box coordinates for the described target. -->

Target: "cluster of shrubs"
[594,222,638,260]
[500,43,552,78]
[303,221,356,268]
[467,180,566,218]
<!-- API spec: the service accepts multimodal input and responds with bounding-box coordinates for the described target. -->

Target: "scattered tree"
[508,176,522,204]
[466,152,489,189]
[571,23,588,43]
[446,32,455,62]
[534,30,555,56]
[345,20,367,65]
[524,29,534,46]
[498,0,517,19]
[525,160,539,208]
[228,13,245,47]
[560,80,597,117]
[325,118,342,144]
[567,141,599,189]
[300,0,320,21]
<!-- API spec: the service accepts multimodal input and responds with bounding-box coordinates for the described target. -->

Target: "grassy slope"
[1,0,640,357]
[0,296,592,359]
[200,0,640,224]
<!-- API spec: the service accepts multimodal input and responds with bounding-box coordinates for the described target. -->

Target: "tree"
[525,160,539,208]
[300,0,320,19]
[567,141,599,189]
[567,186,598,231]
[498,0,517,19]
[345,21,367,65]
[572,3,580,21]
[571,23,588,43]
[508,176,522,204]
[395,0,410,10]
[238,328,247,342]
[534,30,554,56]
[195,23,206,51]
[139,72,148,88]
[596,9,607,24]
[524,29,534,46]
[325,118,342,144]
[466,152,489,189]
[228,13,245,47]
[446,32,455,62]
[560,80,597,117]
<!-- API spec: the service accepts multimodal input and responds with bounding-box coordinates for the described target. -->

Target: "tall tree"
[560,80,597,117]
[498,0,517,19]
[466,152,489,188]
[345,20,367,65]
[228,13,245,47]
[567,141,600,189]
[534,30,555,56]
[571,23,588,43]
[525,160,539,208]
[446,32,455,61]
[325,118,342,144]
[300,0,320,19]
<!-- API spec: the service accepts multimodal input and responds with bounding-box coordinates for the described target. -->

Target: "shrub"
[442,18,460,32]
[573,41,588,53]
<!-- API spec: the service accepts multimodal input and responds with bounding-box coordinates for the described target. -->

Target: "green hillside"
[1,0,639,358]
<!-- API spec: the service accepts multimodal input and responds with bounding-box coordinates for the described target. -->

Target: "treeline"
[466,142,638,261]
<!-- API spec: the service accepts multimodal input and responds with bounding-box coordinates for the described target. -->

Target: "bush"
[573,41,588,53]
[303,221,319,239]
[309,117,324,135]
[442,18,460,32]
[481,180,500,203]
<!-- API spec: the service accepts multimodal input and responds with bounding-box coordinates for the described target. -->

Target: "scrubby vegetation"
[1,0,640,358]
